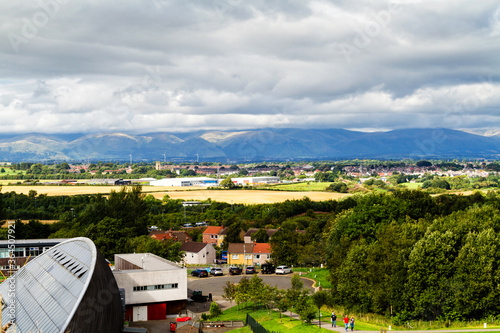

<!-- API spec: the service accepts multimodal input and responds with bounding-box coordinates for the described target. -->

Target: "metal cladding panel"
[0,238,96,333]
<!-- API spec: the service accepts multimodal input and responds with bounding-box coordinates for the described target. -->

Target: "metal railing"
[246,314,279,333]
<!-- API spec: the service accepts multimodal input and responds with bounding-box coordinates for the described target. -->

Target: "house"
[150,230,192,243]
[227,243,254,266]
[252,243,272,266]
[202,226,227,246]
[243,228,278,243]
[113,253,187,322]
[180,242,216,265]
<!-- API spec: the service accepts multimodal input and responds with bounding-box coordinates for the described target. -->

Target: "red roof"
[203,226,223,235]
[253,243,271,254]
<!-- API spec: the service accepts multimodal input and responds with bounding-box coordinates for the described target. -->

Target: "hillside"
[0,128,499,162]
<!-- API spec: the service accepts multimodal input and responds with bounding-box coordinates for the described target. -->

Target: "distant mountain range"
[1,128,500,162]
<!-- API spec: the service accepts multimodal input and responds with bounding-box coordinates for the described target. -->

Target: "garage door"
[133,306,148,322]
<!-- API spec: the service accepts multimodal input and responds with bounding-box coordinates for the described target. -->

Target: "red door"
[147,303,167,320]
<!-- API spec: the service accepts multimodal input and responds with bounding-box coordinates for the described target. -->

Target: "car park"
[191,269,208,277]
[229,266,242,275]
[275,266,292,274]
[210,267,224,276]
[245,266,256,274]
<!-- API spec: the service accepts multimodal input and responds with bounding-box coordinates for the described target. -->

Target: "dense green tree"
[220,177,236,189]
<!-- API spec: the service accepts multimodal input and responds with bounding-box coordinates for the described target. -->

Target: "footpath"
[286,311,500,333]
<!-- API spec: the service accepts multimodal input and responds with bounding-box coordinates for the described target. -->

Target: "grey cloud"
[0,0,500,134]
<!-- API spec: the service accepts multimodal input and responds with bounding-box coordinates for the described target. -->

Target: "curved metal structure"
[0,237,123,333]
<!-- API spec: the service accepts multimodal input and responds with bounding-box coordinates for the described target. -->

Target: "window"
[266,255,270,259]
[29,247,41,256]
[210,235,213,239]
[254,254,260,259]
[244,254,252,260]
[231,254,239,259]
[133,283,179,292]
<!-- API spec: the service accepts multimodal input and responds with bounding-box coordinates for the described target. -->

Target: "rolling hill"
[0,128,499,162]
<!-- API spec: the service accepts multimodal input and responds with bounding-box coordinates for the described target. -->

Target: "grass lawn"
[0,167,23,176]
[293,267,332,289]
[401,182,422,189]
[218,304,323,333]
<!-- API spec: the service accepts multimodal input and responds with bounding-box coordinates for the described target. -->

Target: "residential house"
[180,242,216,265]
[202,226,223,245]
[150,230,192,243]
[202,226,227,247]
[243,228,278,243]
[252,243,272,266]
[227,243,254,266]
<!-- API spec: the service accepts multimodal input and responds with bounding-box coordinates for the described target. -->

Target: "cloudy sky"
[1,0,500,134]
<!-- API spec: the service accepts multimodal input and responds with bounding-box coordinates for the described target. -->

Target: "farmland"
[0,185,348,204]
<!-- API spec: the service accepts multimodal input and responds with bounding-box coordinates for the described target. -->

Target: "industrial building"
[0,237,123,333]
[230,176,280,185]
[0,238,69,277]
[149,177,218,187]
[113,253,188,322]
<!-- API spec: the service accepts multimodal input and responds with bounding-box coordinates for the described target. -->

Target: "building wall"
[216,235,225,247]
[202,233,218,245]
[183,245,216,265]
[252,253,271,266]
[227,253,253,266]
[113,269,187,306]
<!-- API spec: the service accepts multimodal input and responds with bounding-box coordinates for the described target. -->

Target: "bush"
[326,182,348,193]
[209,302,223,319]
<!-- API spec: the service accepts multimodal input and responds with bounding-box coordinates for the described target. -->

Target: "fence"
[246,314,280,333]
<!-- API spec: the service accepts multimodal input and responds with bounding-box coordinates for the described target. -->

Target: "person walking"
[350,316,355,331]
[331,312,337,328]
[344,315,349,332]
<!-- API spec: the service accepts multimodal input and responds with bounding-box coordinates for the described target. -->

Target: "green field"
[218,304,323,333]
[293,268,332,289]
[401,182,423,189]
[0,167,23,176]
[264,182,333,192]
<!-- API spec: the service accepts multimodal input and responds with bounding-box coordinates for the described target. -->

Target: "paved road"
[188,274,315,297]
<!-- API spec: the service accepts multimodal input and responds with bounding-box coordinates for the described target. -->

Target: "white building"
[149,177,218,187]
[230,176,280,185]
[180,242,216,265]
[113,253,188,322]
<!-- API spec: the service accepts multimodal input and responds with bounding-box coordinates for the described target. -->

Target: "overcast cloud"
[1,0,499,134]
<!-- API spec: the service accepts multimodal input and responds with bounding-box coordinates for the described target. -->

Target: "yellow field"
[0,185,349,204]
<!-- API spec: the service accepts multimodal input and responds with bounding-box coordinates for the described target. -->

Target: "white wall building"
[231,176,280,185]
[113,253,188,322]
[149,177,218,187]
[180,242,216,265]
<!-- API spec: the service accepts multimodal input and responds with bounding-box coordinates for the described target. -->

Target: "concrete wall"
[114,268,187,306]
[183,245,216,265]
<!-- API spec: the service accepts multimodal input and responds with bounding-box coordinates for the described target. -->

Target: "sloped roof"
[243,228,278,238]
[180,241,210,253]
[253,243,271,254]
[227,243,254,254]
[203,226,223,235]
[149,230,192,242]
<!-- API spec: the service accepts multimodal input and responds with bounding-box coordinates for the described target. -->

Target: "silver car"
[275,265,292,274]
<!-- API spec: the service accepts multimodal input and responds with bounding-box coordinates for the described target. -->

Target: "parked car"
[210,267,223,276]
[229,266,242,275]
[275,266,292,274]
[191,269,208,277]
[261,263,275,274]
[245,266,256,274]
